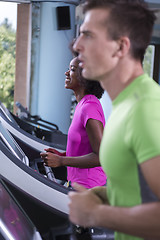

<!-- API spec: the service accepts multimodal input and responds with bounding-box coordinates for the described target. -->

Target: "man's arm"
[68,156,160,239]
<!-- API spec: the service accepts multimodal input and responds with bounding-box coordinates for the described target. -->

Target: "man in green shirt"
[68,0,160,239]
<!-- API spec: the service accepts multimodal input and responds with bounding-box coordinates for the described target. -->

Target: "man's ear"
[116,37,130,58]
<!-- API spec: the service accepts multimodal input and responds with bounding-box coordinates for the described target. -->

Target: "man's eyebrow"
[80,29,92,35]
[80,30,90,34]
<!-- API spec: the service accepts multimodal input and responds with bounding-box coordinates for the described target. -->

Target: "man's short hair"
[82,0,156,62]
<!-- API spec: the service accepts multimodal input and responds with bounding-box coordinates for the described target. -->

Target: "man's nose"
[73,37,81,53]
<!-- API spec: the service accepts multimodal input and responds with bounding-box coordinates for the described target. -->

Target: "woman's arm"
[86,118,104,155]
[40,119,104,168]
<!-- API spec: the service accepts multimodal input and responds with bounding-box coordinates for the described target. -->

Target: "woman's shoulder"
[80,95,103,114]
[82,94,100,105]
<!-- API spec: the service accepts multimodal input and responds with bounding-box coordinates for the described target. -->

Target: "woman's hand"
[44,148,66,156]
[40,149,64,167]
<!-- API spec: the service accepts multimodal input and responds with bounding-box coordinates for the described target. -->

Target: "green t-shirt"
[100,74,160,240]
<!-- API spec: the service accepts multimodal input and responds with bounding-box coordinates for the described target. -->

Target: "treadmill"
[0,103,67,183]
[0,105,114,239]
[0,179,43,240]
[0,120,72,239]
[0,101,67,147]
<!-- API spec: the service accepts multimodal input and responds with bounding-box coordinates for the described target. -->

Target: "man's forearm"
[92,202,160,239]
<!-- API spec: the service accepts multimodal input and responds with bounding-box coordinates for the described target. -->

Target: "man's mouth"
[79,61,84,68]
[78,56,84,68]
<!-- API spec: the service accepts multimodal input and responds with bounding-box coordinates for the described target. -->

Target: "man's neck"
[100,59,144,101]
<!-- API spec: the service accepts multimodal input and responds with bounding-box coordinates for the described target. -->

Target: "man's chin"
[82,69,93,80]
[82,71,97,82]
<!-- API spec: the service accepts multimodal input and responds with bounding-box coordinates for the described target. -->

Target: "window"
[143,45,155,78]
[0,2,17,112]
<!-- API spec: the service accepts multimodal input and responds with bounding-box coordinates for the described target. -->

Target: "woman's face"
[65,57,81,91]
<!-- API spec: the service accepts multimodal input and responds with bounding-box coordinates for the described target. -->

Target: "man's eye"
[85,34,92,39]
[81,32,91,38]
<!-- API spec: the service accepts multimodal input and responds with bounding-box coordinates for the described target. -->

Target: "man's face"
[74,9,120,83]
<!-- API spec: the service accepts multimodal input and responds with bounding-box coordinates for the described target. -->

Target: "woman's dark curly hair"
[78,67,104,99]
[69,40,104,99]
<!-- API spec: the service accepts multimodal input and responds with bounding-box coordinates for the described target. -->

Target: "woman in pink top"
[40,57,106,188]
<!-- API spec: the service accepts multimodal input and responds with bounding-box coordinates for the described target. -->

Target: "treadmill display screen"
[0,101,17,125]
[0,121,29,165]
[0,180,42,240]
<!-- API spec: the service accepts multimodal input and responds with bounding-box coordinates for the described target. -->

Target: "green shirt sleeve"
[126,97,160,164]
